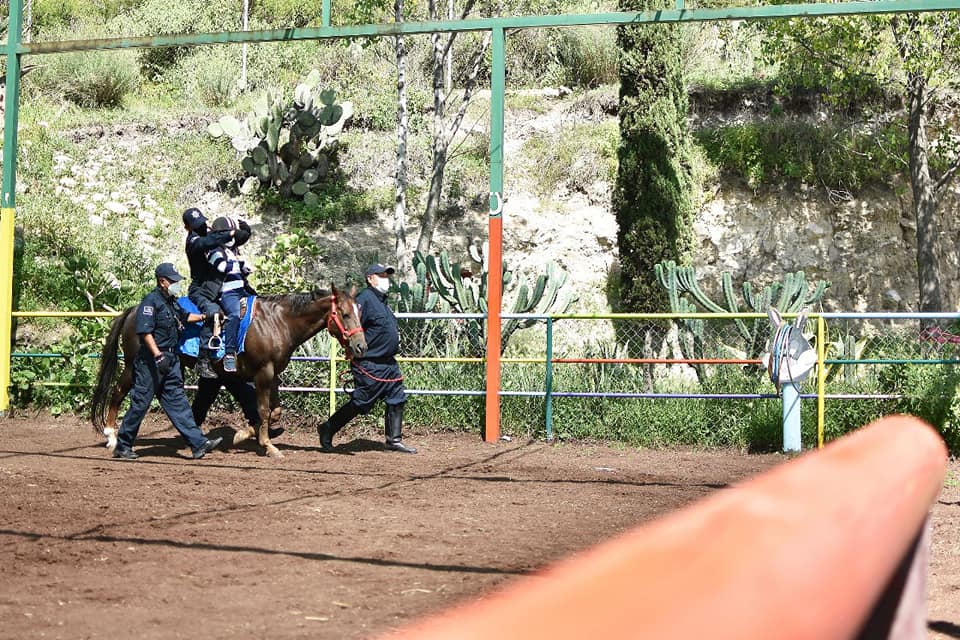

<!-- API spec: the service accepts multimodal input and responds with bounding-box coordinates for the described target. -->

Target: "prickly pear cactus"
[207,69,353,206]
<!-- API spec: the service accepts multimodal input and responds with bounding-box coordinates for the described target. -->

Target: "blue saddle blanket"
[178,295,256,358]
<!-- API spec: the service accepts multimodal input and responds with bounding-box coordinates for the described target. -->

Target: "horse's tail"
[90,307,133,434]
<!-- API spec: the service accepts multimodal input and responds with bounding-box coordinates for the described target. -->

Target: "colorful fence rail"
[8,310,960,448]
[379,414,947,640]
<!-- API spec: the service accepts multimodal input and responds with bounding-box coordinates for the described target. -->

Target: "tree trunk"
[894,16,942,315]
[393,0,410,274]
[417,0,449,256]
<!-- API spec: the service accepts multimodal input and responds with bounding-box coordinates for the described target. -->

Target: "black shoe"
[223,354,237,373]
[384,441,417,454]
[197,356,217,379]
[267,426,284,439]
[192,436,223,459]
[113,447,138,460]
[317,422,334,452]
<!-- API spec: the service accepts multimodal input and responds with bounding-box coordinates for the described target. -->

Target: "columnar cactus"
[654,261,829,360]
[396,247,578,355]
[207,69,353,206]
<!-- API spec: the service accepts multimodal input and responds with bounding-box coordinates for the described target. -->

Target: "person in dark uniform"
[112,263,224,461]
[182,208,252,377]
[317,264,417,454]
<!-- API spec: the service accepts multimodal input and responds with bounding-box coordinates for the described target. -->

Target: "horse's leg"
[269,378,282,423]
[255,369,282,458]
[104,366,133,451]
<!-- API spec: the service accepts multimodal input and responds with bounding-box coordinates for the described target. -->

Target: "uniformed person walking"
[113,263,223,460]
[317,264,417,454]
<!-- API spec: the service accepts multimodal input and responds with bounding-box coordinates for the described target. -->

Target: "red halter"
[328,295,363,353]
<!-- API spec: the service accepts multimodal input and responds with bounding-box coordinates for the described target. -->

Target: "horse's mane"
[258,288,332,314]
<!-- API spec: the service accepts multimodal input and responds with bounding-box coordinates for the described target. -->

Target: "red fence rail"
[381,414,947,640]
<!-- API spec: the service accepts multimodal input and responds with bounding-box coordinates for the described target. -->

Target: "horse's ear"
[767,306,782,329]
[794,307,809,331]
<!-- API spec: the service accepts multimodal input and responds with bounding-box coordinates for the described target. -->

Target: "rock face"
[693,183,960,313]
[53,104,960,315]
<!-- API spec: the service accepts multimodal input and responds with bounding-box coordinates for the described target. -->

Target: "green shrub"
[695,120,907,192]
[507,26,618,88]
[169,45,241,107]
[523,120,619,197]
[31,41,140,108]
[111,0,241,78]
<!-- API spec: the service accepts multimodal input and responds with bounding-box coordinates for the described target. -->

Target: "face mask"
[225,238,236,248]
[168,280,183,297]
[372,275,390,294]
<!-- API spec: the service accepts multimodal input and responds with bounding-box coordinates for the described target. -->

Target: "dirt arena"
[1,413,957,639]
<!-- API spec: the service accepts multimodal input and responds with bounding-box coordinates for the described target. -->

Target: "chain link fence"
[10,311,960,449]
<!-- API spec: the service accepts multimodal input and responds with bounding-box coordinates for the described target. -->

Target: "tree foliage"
[761,13,960,313]
[614,0,695,312]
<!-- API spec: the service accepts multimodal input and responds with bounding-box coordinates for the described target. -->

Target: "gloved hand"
[154,352,176,376]
[236,219,252,245]
[241,261,253,276]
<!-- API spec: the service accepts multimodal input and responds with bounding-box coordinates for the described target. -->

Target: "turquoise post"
[782,381,802,452]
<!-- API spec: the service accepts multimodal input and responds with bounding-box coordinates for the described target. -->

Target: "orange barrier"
[382,415,946,640]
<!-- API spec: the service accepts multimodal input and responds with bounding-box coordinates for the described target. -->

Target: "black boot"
[384,402,416,454]
[317,402,360,452]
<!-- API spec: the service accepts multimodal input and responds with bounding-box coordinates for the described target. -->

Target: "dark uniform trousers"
[188,282,223,350]
[116,349,208,453]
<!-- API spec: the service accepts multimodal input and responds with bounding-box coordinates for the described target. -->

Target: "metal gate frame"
[2,0,960,441]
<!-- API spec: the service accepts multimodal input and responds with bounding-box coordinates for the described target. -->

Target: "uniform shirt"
[185,230,228,284]
[356,286,400,360]
[134,288,192,351]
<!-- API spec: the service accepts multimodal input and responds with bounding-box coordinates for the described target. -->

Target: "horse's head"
[328,283,367,359]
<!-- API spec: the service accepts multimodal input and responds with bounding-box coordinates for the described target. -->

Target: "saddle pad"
[178,295,256,357]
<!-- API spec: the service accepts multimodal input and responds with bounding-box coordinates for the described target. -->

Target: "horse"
[90,284,367,458]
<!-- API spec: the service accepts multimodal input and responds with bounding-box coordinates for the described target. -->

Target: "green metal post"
[0,0,24,413]
[545,316,554,441]
[483,27,505,443]
[322,0,331,27]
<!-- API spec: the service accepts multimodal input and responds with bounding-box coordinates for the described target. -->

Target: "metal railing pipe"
[381,415,947,640]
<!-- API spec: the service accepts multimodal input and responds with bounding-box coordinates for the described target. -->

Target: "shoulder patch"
[143,305,154,316]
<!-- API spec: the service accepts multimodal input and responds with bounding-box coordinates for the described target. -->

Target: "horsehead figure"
[91,284,366,458]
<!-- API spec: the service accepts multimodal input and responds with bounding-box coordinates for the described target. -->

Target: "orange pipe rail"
[382,414,946,640]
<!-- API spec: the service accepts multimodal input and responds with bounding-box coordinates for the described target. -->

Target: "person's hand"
[155,352,175,376]
[241,261,253,276]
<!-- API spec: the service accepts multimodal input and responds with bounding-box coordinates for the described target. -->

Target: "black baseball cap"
[182,207,207,230]
[155,263,184,282]
[365,263,396,276]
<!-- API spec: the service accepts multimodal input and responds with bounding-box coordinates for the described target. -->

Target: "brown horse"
[90,284,366,458]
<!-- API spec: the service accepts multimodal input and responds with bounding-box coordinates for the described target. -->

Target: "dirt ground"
[0,412,957,640]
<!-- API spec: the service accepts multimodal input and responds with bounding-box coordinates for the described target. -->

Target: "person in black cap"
[112,263,223,460]
[317,263,417,454]
[181,207,251,377]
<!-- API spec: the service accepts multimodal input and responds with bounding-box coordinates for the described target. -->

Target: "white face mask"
[372,275,390,294]
[168,280,183,297]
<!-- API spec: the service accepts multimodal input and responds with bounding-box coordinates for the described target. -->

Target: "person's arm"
[142,333,162,359]
[189,230,233,255]
[208,248,232,274]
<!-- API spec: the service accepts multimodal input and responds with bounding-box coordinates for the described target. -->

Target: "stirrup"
[206,335,223,351]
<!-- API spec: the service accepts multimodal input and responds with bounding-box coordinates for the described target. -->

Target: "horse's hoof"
[233,428,255,445]
[104,427,118,452]
[266,444,283,459]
